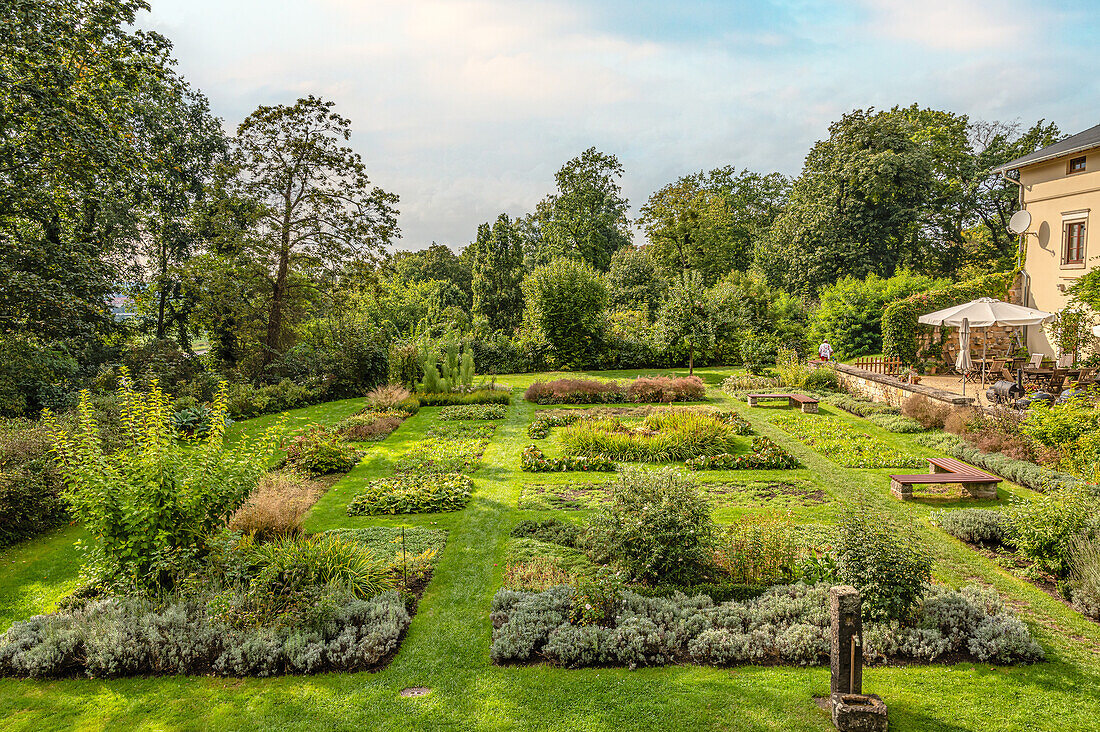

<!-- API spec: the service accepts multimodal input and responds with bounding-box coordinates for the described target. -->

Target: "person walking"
[818,341,833,362]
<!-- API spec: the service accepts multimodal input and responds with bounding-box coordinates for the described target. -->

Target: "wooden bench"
[889,457,1000,501]
[746,393,819,413]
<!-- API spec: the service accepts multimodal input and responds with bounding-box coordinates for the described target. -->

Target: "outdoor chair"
[1027,353,1044,368]
[1074,367,1097,388]
[1057,354,1075,369]
[1044,370,1068,395]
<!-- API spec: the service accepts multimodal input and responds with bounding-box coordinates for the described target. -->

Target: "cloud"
[851,0,1043,51]
[143,0,1090,251]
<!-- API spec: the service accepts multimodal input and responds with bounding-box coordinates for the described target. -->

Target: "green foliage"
[415,389,510,407]
[394,437,488,474]
[773,415,923,468]
[0,336,80,417]
[569,571,624,626]
[803,366,840,391]
[708,272,807,368]
[522,257,608,369]
[322,527,448,564]
[638,166,789,284]
[606,248,664,316]
[558,411,750,462]
[438,404,507,421]
[233,95,398,364]
[48,377,281,592]
[867,413,925,433]
[520,446,616,473]
[587,468,716,585]
[0,419,66,547]
[882,271,1013,364]
[821,393,900,417]
[654,271,716,372]
[810,272,945,358]
[347,474,474,515]
[1046,304,1097,360]
[510,519,584,548]
[1009,486,1100,578]
[388,342,421,388]
[684,437,800,471]
[714,517,802,585]
[774,348,808,388]
[837,506,933,622]
[1068,537,1100,620]
[244,533,394,600]
[1019,397,1100,448]
[284,427,360,476]
[224,380,324,420]
[530,147,632,271]
[470,215,525,332]
[528,413,582,438]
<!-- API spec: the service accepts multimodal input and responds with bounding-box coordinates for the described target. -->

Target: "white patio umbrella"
[918,297,1055,398]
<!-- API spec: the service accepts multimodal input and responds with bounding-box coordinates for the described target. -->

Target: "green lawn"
[2,366,1100,731]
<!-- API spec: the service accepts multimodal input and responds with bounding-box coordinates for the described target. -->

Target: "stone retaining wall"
[833,364,974,408]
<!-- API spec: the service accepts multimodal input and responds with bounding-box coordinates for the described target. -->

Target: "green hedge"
[882,272,1013,365]
[415,389,511,407]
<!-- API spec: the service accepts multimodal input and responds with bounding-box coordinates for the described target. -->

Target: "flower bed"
[489,583,1043,670]
[347,474,474,515]
[685,437,800,471]
[521,445,616,473]
[524,376,706,405]
[528,413,583,439]
[518,478,823,511]
[394,438,488,474]
[427,422,497,440]
[439,404,507,421]
[773,415,923,468]
[558,411,752,462]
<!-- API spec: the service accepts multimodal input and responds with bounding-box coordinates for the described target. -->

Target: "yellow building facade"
[996,124,1100,355]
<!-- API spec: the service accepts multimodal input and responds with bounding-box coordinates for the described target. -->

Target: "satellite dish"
[1008,209,1032,235]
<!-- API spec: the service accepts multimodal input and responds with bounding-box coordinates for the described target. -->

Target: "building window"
[1069,156,1087,174]
[1064,220,1086,264]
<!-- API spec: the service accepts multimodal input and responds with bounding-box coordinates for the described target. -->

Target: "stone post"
[830,585,862,696]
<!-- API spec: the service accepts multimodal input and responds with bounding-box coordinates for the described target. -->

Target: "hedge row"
[882,272,1013,365]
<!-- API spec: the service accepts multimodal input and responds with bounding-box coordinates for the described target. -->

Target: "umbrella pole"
[981,332,987,403]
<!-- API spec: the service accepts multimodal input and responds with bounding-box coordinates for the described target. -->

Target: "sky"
[142,0,1100,252]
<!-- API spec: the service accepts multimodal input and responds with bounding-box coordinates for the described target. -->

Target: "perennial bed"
[438,404,507,421]
[394,439,489,474]
[490,583,1044,669]
[517,478,824,511]
[557,410,753,462]
[772,415,923,468]
[521,446,616,473]
[684,437,799,471]
[524,376,706,405]
[347,474,474,515]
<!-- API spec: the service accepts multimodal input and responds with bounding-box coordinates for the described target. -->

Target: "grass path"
[1,368,1099,730]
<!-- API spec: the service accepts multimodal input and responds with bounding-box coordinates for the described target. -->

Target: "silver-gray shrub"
[491,582,1042,669]
[0,591,410,678]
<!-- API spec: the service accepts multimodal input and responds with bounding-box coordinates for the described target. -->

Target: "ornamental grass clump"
[558,410,749,462]
[47,373,281,592]
[229,471,326,541]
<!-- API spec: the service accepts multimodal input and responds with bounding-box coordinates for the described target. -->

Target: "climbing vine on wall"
[882,272,1013,365]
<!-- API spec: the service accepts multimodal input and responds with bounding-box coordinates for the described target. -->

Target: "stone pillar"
[830,586,862,696]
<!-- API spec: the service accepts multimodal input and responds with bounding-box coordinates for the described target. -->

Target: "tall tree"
[387,243,472,309]
[639,167,789,284]
[232,96,399,366]
[606,246,664,316]
[530,148,632,270]
[523,257,608,369]
[0,0,180,342]
[469,214,525,332]
[654,270,715,375]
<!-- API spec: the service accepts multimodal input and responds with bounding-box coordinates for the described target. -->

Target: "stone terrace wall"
[834,364,974,408]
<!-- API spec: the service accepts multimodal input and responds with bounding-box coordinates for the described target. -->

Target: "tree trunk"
[689,343,694,376]
[263,243,290,366]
